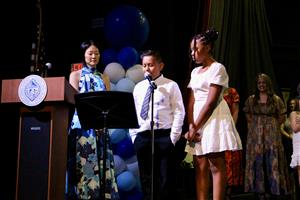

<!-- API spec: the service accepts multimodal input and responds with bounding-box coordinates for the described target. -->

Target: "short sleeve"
[208,63,228,87]
[243,95,254,114]
[187,67,199,88]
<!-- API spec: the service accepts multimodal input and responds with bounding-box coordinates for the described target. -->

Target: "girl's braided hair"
[193,27,219,44]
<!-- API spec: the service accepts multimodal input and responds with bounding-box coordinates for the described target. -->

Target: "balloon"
[104,62,125,83]
[117,171,137,192]
[125,155,141,187]
[113,155,127,175]
[126,161,140,177]
[125,155,138,164]
[117,47,139,69]
[101,48,118,66]
[116,78,136,93]
[126,64,144,83]
[110,129,127,144]
[113,136,136,159]
[104,5,150,48]
[109,82,117,91]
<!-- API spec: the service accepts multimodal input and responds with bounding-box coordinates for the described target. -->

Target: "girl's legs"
[208,152,226,200]
[194,155,210,200]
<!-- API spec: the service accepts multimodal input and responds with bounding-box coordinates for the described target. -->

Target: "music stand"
[75,91,139,199]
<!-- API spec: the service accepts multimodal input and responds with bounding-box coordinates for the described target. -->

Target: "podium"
[1,77,77,200]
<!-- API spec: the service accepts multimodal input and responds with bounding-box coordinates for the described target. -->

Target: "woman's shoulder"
[69,69,81,81]
[70,69,81,77]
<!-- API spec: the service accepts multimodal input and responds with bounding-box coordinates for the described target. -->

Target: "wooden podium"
[1,77,77,200]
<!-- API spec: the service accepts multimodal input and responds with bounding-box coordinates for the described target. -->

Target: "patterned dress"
[223,87,244,187]
[243,94,291,195]
[67,66,119,199]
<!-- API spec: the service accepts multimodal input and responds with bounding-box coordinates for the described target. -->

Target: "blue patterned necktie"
[140,86,152,120]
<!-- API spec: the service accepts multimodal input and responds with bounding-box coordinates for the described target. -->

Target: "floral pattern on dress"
[243,94,291,195]
[67,66,119,199]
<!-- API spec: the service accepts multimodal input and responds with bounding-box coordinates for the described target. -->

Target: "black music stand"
[74,91,139,199]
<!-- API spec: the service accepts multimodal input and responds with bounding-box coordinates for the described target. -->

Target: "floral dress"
[67,66,119,199]
[243,94,291,195]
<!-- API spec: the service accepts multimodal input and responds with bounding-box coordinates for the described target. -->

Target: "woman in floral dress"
[243,73,291,199]
[66,40,119,200]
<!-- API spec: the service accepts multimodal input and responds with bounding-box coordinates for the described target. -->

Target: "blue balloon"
[101,48,118,66]
[113,136,136,159]
[104,5,150,48]
[117,171,137,192]
[113,155,127,175]
[110,129,127,144]
[117,47,139,69]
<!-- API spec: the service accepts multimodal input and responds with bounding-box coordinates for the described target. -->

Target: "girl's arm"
[290,111,300,133]
[231,102,239,124]
[280,122,293,139]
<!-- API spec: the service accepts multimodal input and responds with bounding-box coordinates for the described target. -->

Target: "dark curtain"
[205,0,281,161]
[208,0,279,98]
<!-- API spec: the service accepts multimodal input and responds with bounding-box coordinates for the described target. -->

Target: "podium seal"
[18,75,48,106]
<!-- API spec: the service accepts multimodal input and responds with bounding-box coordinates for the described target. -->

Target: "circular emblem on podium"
[18,75,48,106]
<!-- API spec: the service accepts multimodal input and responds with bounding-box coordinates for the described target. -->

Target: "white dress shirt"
[129,74,185,145]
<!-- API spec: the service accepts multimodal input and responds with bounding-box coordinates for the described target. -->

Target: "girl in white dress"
[290,92,300,187]
[184,28,242,200]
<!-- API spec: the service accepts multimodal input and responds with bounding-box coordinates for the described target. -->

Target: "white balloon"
[125,64,144,83]
[116,77,136,93]
[104,62,125,84]
[109,82,117,91]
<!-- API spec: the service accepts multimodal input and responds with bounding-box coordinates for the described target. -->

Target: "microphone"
[45,62,52,70]
[144,72,157,89]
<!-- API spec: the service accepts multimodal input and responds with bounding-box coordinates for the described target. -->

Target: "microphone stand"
[150,85,155,200]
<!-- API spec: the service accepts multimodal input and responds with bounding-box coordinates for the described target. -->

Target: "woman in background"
[243,73,290,199]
